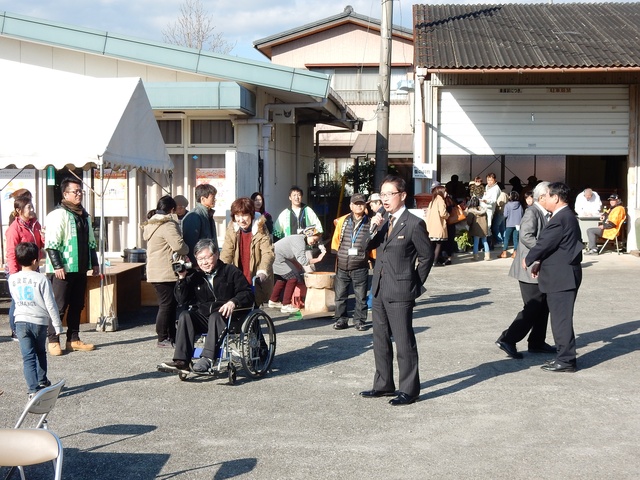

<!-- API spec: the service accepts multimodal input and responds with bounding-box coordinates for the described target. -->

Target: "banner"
[94,169,128,217]
[195,168,229,213]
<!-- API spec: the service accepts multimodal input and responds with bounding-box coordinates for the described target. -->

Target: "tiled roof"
[414,3,640,70]
[254,6,412,58]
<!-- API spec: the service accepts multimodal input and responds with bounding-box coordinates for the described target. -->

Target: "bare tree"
[162,0,235,54]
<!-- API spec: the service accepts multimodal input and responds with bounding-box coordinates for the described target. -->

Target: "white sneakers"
[281,304,300,314]
[268,300,283,308]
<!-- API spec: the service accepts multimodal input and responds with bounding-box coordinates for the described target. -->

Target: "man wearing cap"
[585,194,626,254]
[331,194,372,331]
[367,193,384,217]
[574,188,602,217]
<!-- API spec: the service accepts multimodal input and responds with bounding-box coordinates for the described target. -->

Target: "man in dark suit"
[496,181,556,358]
[524,182,583,372]
[360,175,434,405]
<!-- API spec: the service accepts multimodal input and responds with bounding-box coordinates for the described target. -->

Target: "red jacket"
[5,218,43,274]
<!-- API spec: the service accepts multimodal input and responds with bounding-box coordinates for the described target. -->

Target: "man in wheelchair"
[160,239,255,373]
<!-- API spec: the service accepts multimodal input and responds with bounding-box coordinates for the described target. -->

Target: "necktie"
[386,216,395,239]
[545,212,552,221]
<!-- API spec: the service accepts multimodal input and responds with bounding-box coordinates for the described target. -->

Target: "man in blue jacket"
[182,184,218,263]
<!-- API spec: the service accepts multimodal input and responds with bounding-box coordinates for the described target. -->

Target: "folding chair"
[598,213,627,255]
[3,380,65,480]
[0,429,63,480]
[14,379,65,429]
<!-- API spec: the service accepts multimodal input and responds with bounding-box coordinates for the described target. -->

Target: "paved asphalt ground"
[1,250,639,479]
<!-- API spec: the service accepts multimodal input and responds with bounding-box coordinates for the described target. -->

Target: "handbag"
[447,205,467,225]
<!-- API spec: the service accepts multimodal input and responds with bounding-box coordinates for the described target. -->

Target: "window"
[190,120,234,144]
[157,120,182,145]
[312,67,410,105]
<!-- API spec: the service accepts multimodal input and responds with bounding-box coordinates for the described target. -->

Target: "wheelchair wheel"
[240,309,276,378]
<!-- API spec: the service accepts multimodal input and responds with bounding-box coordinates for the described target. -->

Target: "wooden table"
[80,262,145,324]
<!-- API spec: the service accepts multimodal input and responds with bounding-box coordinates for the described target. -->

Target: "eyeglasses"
[379,192,401,199]
[196,254,215,263]
[65,189,84,196]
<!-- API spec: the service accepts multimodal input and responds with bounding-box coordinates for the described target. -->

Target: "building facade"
[254,6,415,200]
[0,11,357,255]
[413,3,640,250]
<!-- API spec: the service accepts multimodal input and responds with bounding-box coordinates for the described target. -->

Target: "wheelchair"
[161,307,276,383]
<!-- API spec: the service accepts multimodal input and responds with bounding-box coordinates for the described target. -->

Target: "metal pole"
[374,0,393,190]
[98,158,105,330]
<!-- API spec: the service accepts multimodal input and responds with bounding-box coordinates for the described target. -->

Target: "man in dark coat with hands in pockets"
[524,182,583,372]
[360,175,434,405]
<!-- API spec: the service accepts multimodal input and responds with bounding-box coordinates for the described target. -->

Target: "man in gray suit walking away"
[360,175,434,406]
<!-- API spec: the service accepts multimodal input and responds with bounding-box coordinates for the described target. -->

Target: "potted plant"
[454,229,472,252]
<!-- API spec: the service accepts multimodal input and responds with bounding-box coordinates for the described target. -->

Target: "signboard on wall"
[196,168,230,213]
[0,169,37,226]
[94,169,128,217]
[413,163,434,179]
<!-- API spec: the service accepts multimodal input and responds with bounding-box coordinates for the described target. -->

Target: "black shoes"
[163,360,190,371]
[541,360,577,373]
[334,320,367,331]
[495,336,523,359]
[333,319,349,330]
[389,392,419,406]
[359,389,396,398]
[528,343,557,354]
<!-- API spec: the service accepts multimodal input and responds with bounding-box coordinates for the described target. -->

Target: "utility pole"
[374,0,393,191]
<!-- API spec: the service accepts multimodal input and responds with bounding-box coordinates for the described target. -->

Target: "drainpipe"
[414,67,429,193]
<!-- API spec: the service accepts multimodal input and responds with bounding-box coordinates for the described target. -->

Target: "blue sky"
[1,1,635,62]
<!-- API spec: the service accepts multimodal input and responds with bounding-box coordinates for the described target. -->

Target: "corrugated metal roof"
[350,133,413,157]
[414,3,640,70]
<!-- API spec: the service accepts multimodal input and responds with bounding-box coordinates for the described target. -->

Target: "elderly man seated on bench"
[584,194,626,255]
[160,239,254,373]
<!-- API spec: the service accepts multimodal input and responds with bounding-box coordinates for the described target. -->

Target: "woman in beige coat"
[221,197,274,307]
[425,184,450,265]
[141,196,188,347]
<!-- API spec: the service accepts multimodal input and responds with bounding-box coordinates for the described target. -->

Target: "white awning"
[0,59,172,172]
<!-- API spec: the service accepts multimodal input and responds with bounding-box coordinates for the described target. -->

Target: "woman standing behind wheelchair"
[221,197,274,307]
[141,195,189,348]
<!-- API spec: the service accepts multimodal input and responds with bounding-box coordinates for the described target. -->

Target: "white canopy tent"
[0,59,172,171]
[0,59,172,328]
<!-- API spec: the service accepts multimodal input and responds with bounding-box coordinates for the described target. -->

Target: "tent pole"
[98,157,106,330]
